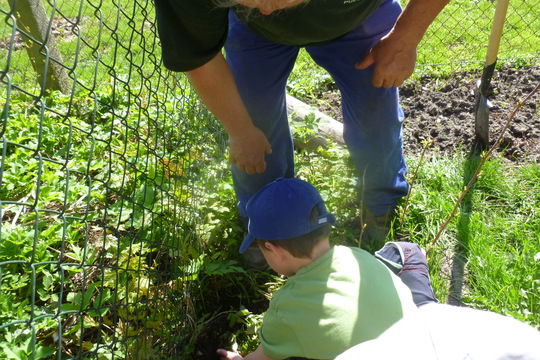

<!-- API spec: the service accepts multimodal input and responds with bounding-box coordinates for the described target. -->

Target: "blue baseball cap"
[239,177,336,253]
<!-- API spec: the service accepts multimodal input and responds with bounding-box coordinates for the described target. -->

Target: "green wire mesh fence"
[416,0,540,75]
[0,0,539,359]
[0,0,232,359]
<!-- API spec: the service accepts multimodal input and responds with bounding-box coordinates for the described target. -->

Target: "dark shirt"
[154,0,383,71]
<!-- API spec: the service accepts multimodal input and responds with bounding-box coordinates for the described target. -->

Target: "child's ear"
[264,241,287,260]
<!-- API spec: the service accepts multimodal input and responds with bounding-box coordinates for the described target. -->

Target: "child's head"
[239,177,335,259]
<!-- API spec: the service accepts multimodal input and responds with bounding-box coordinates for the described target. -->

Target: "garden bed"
[313,66,540,162]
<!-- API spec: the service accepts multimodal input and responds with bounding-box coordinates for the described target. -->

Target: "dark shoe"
[359,207,395,251]
[373,241,404,274]
[375,241,437,307]
[241,242,268,269]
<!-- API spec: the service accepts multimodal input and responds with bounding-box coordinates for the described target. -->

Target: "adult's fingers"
[355,53,375,70]
[231,158,266,175]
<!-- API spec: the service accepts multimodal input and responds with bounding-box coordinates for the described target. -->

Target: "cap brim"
[239,233,256,254]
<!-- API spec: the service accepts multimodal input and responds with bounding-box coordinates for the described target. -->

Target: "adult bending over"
[153,0,451,247]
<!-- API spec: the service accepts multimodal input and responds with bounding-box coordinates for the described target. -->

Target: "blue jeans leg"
[306,0,408,215]
[225,11,298,219]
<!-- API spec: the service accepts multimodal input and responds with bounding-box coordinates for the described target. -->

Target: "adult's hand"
[229,125,272,175]
[355,0,451,88]
[217,349,244,360]
[355,31,417,88]
[186,53,271,174]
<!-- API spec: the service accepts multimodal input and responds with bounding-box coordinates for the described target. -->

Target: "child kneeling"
[218,178,418,360]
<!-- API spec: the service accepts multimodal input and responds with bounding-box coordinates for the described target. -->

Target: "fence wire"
[0,0,539,359]
[416,0,540,74]
[0,0,230,359]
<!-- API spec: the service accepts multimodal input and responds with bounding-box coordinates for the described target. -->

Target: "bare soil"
[314,66,540,162]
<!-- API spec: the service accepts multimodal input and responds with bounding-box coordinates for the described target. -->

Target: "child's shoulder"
[333,245,394,271]
[334,244,371,257]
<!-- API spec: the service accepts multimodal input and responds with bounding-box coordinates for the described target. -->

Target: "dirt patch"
[313,66,540,162]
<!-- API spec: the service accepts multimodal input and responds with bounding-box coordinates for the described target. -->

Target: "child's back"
[261,245,417,360]
[218,178,417,360]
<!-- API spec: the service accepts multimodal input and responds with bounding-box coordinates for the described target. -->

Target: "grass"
[0,0,164,96]
[397,153,540,328]
[412,0,540,75]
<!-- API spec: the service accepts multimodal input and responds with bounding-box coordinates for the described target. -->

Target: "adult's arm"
[356,0,452,88]
[186,52,272,175]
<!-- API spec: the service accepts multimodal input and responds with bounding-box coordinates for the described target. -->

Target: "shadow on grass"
[447,151,482,305]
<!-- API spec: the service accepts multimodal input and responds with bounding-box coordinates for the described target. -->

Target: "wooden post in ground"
[13,0,70,94]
